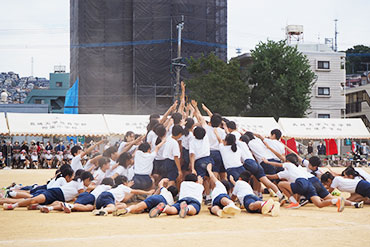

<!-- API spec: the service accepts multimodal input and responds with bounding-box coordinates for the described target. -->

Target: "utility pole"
[174,15,185,100]
[334,19,338,52]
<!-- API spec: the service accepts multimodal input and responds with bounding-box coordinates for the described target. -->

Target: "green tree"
[247,40,315,119]
[346,45,370,74]
[186,53,249,116]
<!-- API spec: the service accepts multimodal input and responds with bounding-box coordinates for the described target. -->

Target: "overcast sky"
[0,0,369,78]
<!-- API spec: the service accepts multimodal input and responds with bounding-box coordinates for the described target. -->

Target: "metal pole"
[334,19,338,52]
[175,16,184,100]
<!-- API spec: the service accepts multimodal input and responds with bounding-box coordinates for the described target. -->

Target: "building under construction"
[70,0,227,114]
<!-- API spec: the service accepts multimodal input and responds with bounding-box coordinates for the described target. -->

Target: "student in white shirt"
[70,140,105,172]
[261,129,286,162]
[151,124,168,183]
[321,171,370,204]
[93,175,154,216]
[118,131,137,154]
[44,151,53,169]
[162,125,183,186]
[4,171,93,211]
[92,157,110,185]
[31,152,39,169]
[179,118,195,173]
[264,153,345,212]
[206,164,241,218]
[149,174,204,218]
[110,152,134,181]
[62,177,114,213]
[230,170,279,216]
[113,178,178,217]
[55,151,64,168]
[226,121,241,141]
[132,139,166,190]
[342,166,370,182]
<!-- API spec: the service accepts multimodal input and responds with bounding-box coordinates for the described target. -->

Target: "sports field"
[1,168,370,247]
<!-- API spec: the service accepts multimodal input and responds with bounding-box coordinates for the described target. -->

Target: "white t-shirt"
[91,184,111,199]
[45,154,53,160]
[146,131,157,149]
[211,181,228,203]
[134,150,156,175]
[118,141,137,154]
[247,138,274,164]
[302,159,324,177]
[263,138,285,160]
[31,154,38,161]
[93,168,106,185]
[20,154,26,160]
[113,165,135,181]
[354,167,370,182]
[56,154,63,162]
[151,136,166,161]
[71,154,83,172]
[204,125,226,151]
[160,187,174,205]
[237,141,255,161]
[232,180,254,206]
[105,159,117,178]
[162,137,181,160]
[84,160,96,171]
[277,162,309,183]
[189,135,210,161]
[231,130,241,141]
[331,176,360,194]
[219,143,243,169]
[108,184,132,202]
[179,132,194,150]
[60,180,85,201]
[179,181,204,204]
[47,177,67,189]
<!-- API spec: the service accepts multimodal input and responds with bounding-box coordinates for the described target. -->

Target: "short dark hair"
[103,146,118,158]
[244,132,255,141]
[167,185,179,198]
[172,125,183,137]
[114,175,128,187]
[117,152,132,168]
[193,126,206,140]
[309,156,321,167]
[226,121,236,130]
[171,112,183,125]
[101,177,114,186]
[286,153,299,166]
[124,131,135,142]
[210,113,222,127]
[71,145,82,156]
[239,170,252,182]
[184,173,197,182]
[98,157,110,168]
[320,171,334,183]
[138,142,151,152]
[81,171,94,181]
[149,114,160,121]
[271,129,282,140]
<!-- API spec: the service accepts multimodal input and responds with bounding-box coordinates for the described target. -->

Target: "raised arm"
[206,163,218,184]
[159,100,178,124]
[118,135,145,156]
[80,139,106,158]
[178,81,186,116]
[201,103,213,118]
[191,100,206,126]
[154,137,166,153]
[214,128,222,144]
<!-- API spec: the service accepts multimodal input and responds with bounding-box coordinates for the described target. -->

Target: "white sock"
[229,201,236,206]
[206,195,211,200]
[331,198,338,205]
[127,208,131,213]
[289,196,298,204]
[276,191,283,199]
[8,191,17,197]
[48,206,54,211]
[350,202,355,206]
[13,203,19,208]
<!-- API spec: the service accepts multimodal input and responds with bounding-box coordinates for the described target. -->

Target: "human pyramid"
[1,82,370,218]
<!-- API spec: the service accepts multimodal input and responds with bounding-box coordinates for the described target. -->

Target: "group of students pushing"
[1,82,370,218]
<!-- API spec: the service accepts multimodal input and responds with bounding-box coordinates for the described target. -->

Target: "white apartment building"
[295,44,346,118]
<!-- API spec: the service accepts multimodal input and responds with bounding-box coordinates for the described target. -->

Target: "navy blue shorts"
[144,195,167,210]
[95,191,115,209]
[243,159,265,180]
[195,156,214,178]
[163,159,179,181]
[212,193,230,208]
[152,159,167,177]
[227,166,246,181]
[132,174,153,190]
[210,150,225,173]
[308,177,329,199]
[75,192,95,205]
[181,148,190,171]
[39,188,65,205]
[243,194,262,213]
[355,180,370,198]
[29,184,47,194]
[261,159,283,175]
[172,197,201,214]
[291,178,317,199]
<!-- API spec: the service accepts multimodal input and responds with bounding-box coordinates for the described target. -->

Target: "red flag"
[282,138,298,155]
[325,139,338,155]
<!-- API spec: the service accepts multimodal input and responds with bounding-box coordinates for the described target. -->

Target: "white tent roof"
[278,118,370,139]
[225,117,281,137]
[7,113,110,136]
[0,112,9,135]
[104,114,149,135]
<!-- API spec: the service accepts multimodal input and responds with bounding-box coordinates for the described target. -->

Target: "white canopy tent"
[104,114,149,135]
[0,112,9,135]
[278,118,370,139]
[6,113,110,137]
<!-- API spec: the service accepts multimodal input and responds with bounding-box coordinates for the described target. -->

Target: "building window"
[317,61,330,69]
[318,87,330,96]
[318,114,330,118]
[56,81,63,87]
[34,99,44,104]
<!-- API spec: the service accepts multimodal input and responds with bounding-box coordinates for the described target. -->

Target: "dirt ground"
[1,168,370,247]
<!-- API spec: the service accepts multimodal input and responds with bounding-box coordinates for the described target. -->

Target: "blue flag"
[64,78,79,114]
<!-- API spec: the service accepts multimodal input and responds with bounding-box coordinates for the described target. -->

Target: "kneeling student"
[231,170,280,216]
[149,173,204,218]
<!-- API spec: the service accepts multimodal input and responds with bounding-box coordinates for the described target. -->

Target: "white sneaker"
[270,202,280,217]
[261,199,274,215]
[223,204,241,216]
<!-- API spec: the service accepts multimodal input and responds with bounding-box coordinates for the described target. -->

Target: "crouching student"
[112,178,178,217]
[149,174,204,218]
[206,164,241,218]
[230,170,280,216]
[3,170,93,211]
[62,178,114,213]
[132,138,166,190]
[92,175,154,216]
